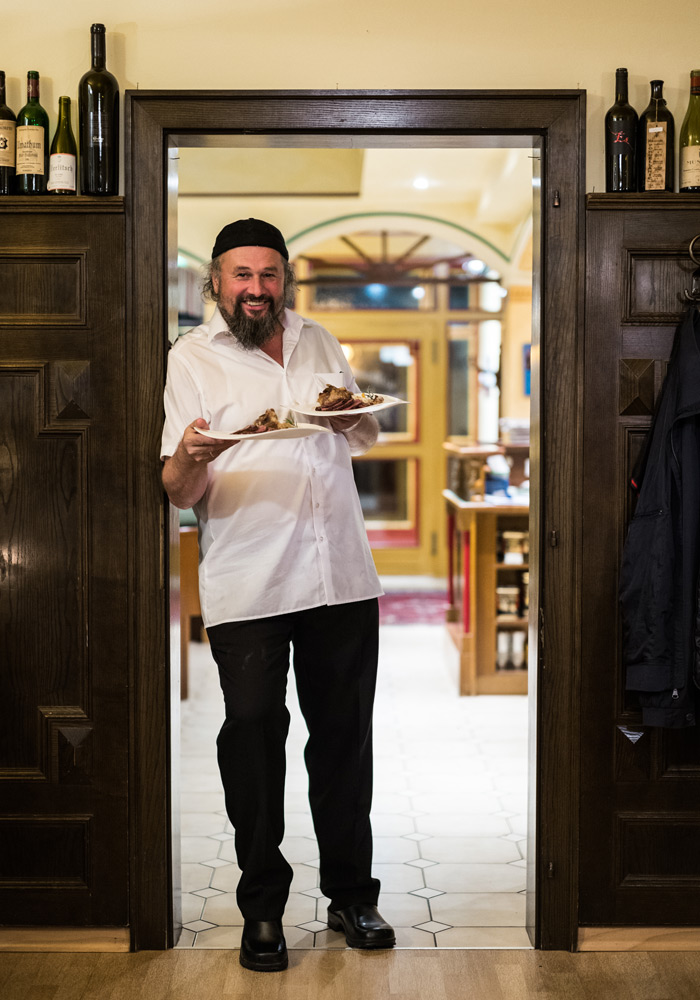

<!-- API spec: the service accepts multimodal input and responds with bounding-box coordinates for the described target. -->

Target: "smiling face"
[213,245,287,349]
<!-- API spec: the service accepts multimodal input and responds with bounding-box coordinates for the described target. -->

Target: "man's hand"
[181,417,237,464]
[162,418,237,509]
[323,411,364,434]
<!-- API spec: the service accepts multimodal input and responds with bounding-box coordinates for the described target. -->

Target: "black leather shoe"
[327,903,396,949]
[239,919,288,972]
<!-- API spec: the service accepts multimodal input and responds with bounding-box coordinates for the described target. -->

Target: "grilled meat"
[315,384,383,411]
[233,408,290,434]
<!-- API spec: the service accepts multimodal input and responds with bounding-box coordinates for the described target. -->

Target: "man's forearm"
[162,445,208,509]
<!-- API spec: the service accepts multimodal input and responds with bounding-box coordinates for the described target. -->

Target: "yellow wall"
[4,0,698,193]
[501,287,532,424]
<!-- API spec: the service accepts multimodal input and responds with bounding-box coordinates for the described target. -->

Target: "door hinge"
[549,529,559,547]
[553,190,561,207]
[547,861,555,878]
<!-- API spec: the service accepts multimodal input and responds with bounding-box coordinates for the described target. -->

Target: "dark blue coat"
[619,307,700,728]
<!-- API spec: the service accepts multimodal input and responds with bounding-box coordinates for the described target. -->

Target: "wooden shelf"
[496,615,529,628]
[444,497,529,696]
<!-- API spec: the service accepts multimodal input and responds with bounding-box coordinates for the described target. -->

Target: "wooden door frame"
[124,89,585,950]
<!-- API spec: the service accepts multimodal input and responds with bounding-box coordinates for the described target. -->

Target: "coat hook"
[689,234,700,266]
[684,235,700,302]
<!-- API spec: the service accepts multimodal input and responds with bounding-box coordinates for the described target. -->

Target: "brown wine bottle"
[637,80,674,192]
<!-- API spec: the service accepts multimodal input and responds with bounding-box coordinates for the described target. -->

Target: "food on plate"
[233,408,294,434]
[315,384,384,411]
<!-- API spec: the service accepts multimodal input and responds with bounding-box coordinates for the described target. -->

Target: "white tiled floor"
[176,610,531,950]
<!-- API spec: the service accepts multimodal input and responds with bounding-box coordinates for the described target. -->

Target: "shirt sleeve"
[322,329,380,455]
[339,412,380,455]
[160,349,206,460]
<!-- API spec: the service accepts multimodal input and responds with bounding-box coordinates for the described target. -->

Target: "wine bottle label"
[48,152,76,191]
[645,121,667,191]
[88,110,111,147]
[16,125,44,175]
[0,120,15,168]
[681,146,700,189]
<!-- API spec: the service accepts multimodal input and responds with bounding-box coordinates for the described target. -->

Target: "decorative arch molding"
[288,210,511,272]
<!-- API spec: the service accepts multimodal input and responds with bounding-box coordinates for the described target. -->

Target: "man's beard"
[219,295,284,351]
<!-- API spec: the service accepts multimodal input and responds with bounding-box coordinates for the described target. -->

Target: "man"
[161,219,395,972]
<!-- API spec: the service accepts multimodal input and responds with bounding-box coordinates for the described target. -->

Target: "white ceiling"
[176,146,534,280]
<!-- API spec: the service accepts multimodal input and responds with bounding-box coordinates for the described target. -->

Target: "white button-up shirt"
[161,307,383,626]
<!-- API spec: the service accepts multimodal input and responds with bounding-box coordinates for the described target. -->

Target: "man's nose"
[248,275,264,297]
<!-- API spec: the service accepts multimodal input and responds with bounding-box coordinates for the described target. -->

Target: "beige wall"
[501,286,532,424]
[4,0,698,193]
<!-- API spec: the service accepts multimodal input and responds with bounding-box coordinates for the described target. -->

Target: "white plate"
[195,423,332,442]
[292,394,408,417]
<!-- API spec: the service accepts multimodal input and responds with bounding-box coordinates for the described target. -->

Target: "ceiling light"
[463,258,486,275]
[412,176,429,190]
[411,286,426,299]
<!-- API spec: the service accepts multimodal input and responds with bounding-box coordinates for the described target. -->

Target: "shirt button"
[315,502,320,508]
[319,536,324,542]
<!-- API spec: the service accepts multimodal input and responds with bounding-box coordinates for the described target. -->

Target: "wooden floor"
[4,948,700,1000]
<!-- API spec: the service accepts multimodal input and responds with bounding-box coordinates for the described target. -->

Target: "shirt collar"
[207,306,305,357]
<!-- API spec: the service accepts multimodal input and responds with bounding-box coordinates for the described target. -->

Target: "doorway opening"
[171,140,535,949]
[125,89,584,952]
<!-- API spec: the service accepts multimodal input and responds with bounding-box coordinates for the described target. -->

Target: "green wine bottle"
[605,68,638,192]
[0,70,16,195]
[15,71,49,194]
[679,69,700,193]
[48,96,77,194]
[78,23,119,195]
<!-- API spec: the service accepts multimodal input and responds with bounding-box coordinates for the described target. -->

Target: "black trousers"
[207,599,381,921]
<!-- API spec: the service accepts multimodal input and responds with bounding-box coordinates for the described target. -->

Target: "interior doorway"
[172,143,535,949]
[124,90,585,952]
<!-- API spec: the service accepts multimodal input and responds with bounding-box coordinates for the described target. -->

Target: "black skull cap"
[211,218,289,261]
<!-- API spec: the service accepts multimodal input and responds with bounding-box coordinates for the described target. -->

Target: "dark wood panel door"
[0,198,128,926]
[580,195,700,927]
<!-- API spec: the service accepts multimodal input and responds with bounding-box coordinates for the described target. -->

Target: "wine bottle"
[637,80,674,192]
[605,68,638,192]
[15,71,49,194]
[679,69,700,194]
[78,23,119,195]
[0,71,16,195]
[48,96,77,194]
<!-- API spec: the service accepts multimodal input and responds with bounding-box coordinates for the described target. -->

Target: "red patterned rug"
[378,591,449,625]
